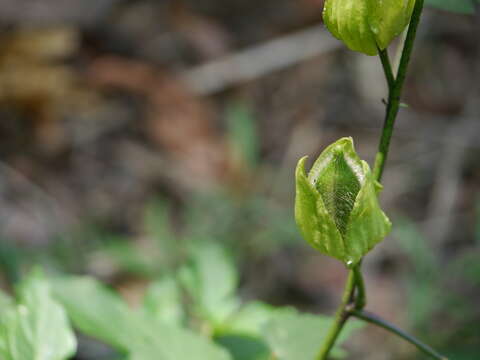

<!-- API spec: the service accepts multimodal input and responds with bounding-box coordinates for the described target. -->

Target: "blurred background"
[0,0,479,359]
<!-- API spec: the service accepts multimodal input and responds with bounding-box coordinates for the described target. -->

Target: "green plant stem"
[316,271,355,360]
[316,2,426,359]
[378,48,395,89]
[373,0,425,182]
[364,3,446,357]
[350,310,449,360]
[352,265,366,310]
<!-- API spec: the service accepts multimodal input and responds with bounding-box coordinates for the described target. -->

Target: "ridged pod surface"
[295,138,391,266]
[323,0,416,55]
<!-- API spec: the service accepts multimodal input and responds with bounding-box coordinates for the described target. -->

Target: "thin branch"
[352,264,366,310]
[373,0,425,182]
[350,310,448,360]
[316,271,356,360]
[378,48,395,89]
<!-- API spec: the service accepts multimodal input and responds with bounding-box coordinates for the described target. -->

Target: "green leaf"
[427,0,477,14]
[225,302,283,336]
[0,271,76,360]
[130,319,233,360]
[215,335,270,360]
[142,277,184,326]
[52,276,136,352]
[53,276,231,360]
[215,303,291,360]
[295,138,391,266]
[264,311,362,360]
[186,243,240,326]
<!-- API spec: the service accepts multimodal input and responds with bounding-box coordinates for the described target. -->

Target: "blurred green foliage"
[0,242,361,360]
[394,216,480,359]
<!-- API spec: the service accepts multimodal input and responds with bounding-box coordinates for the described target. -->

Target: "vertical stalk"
[316,271,355,360]
[373,0,425,182]
[352,265,366,310]
[378,49,395,89]
[316,1,425,359]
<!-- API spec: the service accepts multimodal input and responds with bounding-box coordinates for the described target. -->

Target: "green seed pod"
[323,0,416,55]
[295,137,391,267]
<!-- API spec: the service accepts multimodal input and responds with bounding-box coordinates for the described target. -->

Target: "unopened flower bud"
[295,137,391,266]
[323,0,416,55]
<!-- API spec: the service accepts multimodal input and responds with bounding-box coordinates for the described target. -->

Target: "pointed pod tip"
[295,156,309,177]
[334,137,355,150]
[329,137,358,160]
[337,136,354,145]
[298,155,309,163]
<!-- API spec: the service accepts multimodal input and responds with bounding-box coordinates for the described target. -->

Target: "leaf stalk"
[350,309,449,360]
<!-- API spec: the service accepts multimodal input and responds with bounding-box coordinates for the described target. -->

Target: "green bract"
[295,137,391,266]
[323,0,416,55]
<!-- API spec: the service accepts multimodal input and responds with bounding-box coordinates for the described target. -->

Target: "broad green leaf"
[264,311,362,360]
[129,318,233,360]
[142,277,184,326]
[187,243,240,326]
[0,271,76,360]
[52,276,136,352]
[53,276,231,360]
[224,302,283,336]
[427,0,477,14]
[215,303,292,360]
[216,335,270,360]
